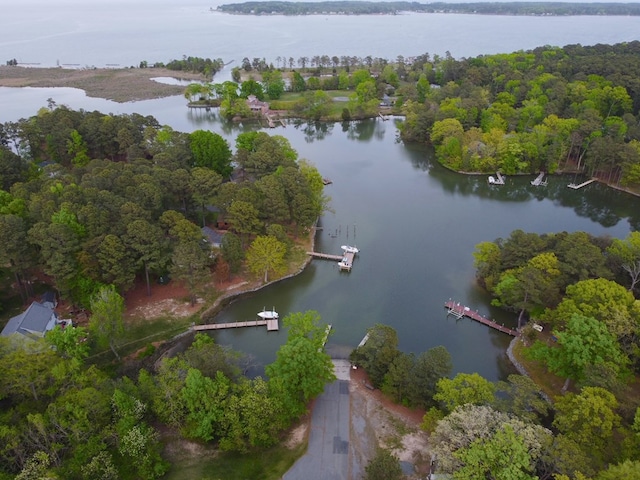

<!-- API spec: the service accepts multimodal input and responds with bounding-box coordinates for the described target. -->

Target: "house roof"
[201,226,224,246]
[1,301,56,338]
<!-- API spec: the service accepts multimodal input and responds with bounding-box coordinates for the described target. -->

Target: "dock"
[193,318,279,332]
[444,300,519,336]
[568,178,596,189]
[488,172,505,185]
[307,252,343,261]
[357,332,370,348]
[531,172,547,186]
[307,246,358,272]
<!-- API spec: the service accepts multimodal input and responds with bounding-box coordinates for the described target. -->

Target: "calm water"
[2,2,640,381]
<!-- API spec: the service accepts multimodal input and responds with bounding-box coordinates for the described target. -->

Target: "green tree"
[262,70,285,99]
[529,313,628,392]
[607,231,640,292]
[266,311,335,419]
[188,129,232,177]
[454,424,537,480]
[227,200,262,240]
[181,369,230,442]
[544,278,640,339]
[495,374,548,423]
[125,219,169,297]
[190,167,222,226]
[88,285,125,360]
[96,233,136,292]
[221,232,244,273]
[0,214,34,302]
[350,324,400,388]
[434,372,496,412]
[246,235,287,283]
[365,448,403,480]
[553,387,620,465]
[407,346,453,408]
[170,238,211,306]
[45,325,89,360]
[596,460,640,480]
[381,352,415,403]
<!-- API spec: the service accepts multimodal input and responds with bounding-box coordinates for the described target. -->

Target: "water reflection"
[291,120,334,143]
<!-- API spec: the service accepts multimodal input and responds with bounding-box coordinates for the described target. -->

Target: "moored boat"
[257,307,278,320]
[341,245,359,253]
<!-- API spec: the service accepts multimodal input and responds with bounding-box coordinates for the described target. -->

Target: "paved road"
[284,360,351,480]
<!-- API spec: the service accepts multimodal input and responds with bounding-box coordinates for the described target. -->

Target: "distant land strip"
[216,1,640,16]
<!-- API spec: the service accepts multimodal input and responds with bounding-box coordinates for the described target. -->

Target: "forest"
[217,1,640,16]
[0,105,333,478]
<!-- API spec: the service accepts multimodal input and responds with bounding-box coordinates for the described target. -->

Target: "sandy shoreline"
[0,66,205,103]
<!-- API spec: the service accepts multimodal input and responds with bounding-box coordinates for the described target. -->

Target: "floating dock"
[568,178,596,189]
[444,300,518,336]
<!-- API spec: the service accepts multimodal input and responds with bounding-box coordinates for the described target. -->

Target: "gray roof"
[202,226,224,246]
[1,301,57,338]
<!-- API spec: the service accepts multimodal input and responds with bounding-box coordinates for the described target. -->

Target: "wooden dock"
[307,251,343,261]
[531,172,547,186]
[307,250,357,271]
[444,300,519,336]
[339,251,355,271]
[568,178,596,189]
[193,318,279,332]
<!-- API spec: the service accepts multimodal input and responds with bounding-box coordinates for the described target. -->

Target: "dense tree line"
[217,1,640,16]
[0,311,334,478]
[470,229,640,475]
[147,56,225,78]
[0,105,326,307]
[395,42,640,188]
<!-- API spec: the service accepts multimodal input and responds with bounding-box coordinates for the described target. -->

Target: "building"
[246,95,270,115]
[1,300,58,340]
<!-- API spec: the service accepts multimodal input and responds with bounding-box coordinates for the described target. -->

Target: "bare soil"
[0,65,206,102]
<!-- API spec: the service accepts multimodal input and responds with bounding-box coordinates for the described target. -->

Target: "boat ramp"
[444,300,519,336]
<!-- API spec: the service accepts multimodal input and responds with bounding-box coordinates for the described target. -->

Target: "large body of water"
[2,1,640,381]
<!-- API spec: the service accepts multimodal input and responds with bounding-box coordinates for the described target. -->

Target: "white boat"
[341,245,359,253]
[257,307,278,320]
[488,176,496,184]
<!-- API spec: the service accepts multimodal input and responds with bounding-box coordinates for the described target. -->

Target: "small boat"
[341,245,359,254]
[257,307,278,320]
[488,176,496,184]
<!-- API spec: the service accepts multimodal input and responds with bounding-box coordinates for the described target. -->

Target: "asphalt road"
[283,360,351,480]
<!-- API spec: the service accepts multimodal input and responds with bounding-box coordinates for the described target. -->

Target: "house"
[201,226,224,249]
[246,95,270,115]
[1,301,58,340]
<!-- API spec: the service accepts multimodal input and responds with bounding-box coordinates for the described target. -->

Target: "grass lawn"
[164,443,306,480]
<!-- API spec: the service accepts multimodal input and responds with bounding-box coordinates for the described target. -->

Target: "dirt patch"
[0,65,206,102]
[284,414,311,450]
[349,367,430,479]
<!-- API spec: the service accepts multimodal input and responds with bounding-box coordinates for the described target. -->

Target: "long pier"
[193,318,279,332]
[444,300,519,337]
[568,178,596,189]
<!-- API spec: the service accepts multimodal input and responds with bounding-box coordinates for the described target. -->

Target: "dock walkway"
[568,178,596,189]
[444,300,518,336]
[193,318,279,332]
[306,252,343,261]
